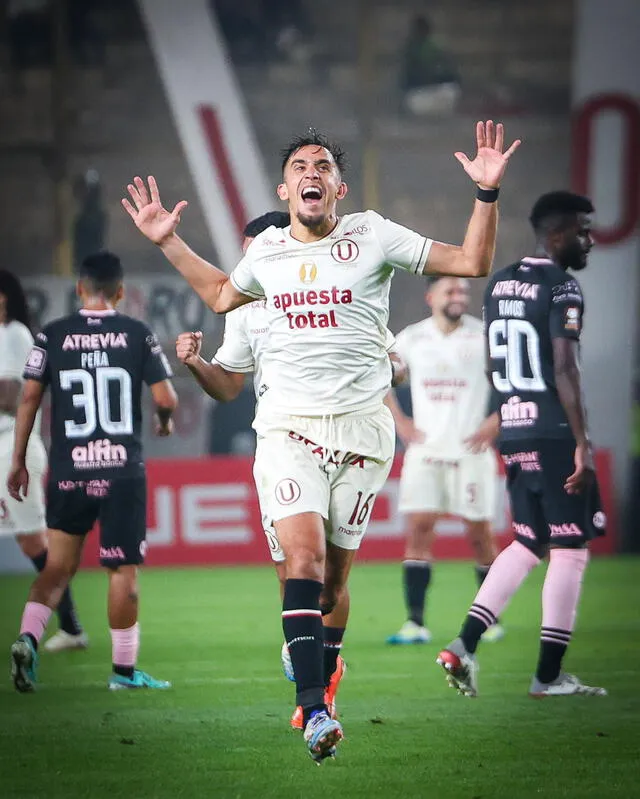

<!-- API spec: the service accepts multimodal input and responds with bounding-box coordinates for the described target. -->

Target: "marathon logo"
[62,332,128,351]
[491,280,539,301]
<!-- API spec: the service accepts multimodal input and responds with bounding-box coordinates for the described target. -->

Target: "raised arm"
[423,121,521,278]
[122,176,251,314]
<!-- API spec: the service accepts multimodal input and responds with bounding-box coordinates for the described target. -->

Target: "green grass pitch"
[1,558,639,798]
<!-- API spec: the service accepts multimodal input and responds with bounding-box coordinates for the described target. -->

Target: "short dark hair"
[79,251,124,299]
[529,191,594,233]
[243,211,290,238]
[0,270,31,331]
[280,129,347,175]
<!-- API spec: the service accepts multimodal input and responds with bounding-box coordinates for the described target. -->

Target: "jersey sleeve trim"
[230,272,264,299]
[414,237,434,274]
[212,356,254,374]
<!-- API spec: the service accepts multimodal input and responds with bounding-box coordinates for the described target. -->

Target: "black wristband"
[476,186,500,203]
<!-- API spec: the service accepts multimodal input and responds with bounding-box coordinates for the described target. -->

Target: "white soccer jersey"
[213,300,397,400]
[0,320,41,439]
[395,315,488,458]
[229,210,432,416]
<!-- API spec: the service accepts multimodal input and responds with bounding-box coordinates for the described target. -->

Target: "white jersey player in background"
[123,121,521,762]
[176,210,407,733]
[385,276,504,646]
[0,270,86,652]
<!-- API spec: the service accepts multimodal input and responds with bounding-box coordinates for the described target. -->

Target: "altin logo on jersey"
[273,286,353,329]
[72,439,128,470]
[500,396,538,427]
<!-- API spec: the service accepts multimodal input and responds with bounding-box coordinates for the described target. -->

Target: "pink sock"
[20,601,53,643]
[469,541,541,625]
[110,623,140,668]
[541,548,589,644]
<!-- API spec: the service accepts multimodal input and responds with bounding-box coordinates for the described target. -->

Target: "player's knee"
[285,548,324,581]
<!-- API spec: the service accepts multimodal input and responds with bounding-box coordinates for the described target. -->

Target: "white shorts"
[398,447,497,521]
[0,432,47,537]
[253,406,395,552]
[252,459,286,563]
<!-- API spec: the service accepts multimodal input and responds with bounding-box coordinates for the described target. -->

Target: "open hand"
[455,121,521,189]
[122,176,188,245]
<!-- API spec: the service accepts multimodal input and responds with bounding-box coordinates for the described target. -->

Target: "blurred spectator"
[400,14,461,117]
[213,0,313,64]
[268,0,314,64]
[73,169,107,269]
[7,0,52,69]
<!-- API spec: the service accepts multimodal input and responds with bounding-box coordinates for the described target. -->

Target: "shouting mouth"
[301,185,323,210]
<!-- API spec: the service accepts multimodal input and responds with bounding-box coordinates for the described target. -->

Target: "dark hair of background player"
[280,129,347,176]
[79,251,124,300]
[243,211,291,238]
[529,191,594,235]
[0,269,32,331]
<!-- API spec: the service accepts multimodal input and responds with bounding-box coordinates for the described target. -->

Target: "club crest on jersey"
[331,239,359,263]
[299,262,318,284]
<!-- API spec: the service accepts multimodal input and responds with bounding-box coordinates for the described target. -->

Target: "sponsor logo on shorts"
[139,541,148,557]
[265,530,280,553]
[100,546,126,561]
[513,522,536,540]
[275,479,301,505]
[288,432,366,469]
[592,511,606,529]
[337,526,360,537]
[0,498,10,521]
[502,451,541,472]
[549,522,583,537]
[500,396,539,428]
[72,439,128,470]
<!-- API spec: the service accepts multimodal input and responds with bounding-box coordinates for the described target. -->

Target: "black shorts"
[46,476,147,567]
[500,439,606,554]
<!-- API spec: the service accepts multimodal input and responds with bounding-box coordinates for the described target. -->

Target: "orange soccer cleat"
[290,655,347,730]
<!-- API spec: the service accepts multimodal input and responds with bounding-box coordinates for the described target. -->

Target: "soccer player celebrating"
[176,210,406,731]
[386,276,503,646]
[9,252,178,692]
[437,191,607,698]
[123,120,520,761]
[0,270,86,652]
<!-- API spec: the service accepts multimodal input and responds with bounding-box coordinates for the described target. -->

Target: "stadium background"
[1,3,639,797]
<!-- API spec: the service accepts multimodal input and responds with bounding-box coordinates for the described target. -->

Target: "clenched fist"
[176,331,203,365]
